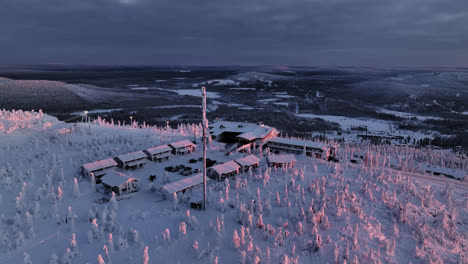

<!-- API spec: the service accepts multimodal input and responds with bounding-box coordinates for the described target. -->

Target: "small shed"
[100,171,140,196]
[208,160,241,181]
[161,173,205,199]
[144,145,172,162]
[169,140,196,155]
[82,158,118,178]
[267,154,296,168]
[115,151,147,169]
[235,154,260,172]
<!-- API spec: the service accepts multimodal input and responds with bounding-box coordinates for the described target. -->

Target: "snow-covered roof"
[162,173,204,194]
[237,131,257,141]
[145,145,172,155]
[209,121,276,140]
[101,171,139,187]
[82,158,118,172]
[116,151,147,163]
[419,164,466,179]
[267,154,296,164]
[266,137,328,150]
[235,154,260,167]
[210,160,241,175]
[169,139,195,149]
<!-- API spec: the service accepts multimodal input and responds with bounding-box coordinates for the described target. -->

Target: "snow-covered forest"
[0,109,466,264]
[0,79,88,112]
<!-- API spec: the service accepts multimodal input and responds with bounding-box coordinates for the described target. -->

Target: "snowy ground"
[69,105,201,116]
[296,112,440,142]
[0,110,466,264]
[172,89,220,99]
[375,109,443,121]
[296,113,393,132]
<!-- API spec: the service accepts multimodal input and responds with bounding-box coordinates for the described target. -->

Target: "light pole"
[202,86,207,211]
[83,110,88,123]
[130,116,133,127]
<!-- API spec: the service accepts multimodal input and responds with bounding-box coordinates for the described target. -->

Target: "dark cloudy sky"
[1,0,467,67]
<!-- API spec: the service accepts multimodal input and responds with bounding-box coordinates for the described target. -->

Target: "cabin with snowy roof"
[208,160,241,181]
[101,171,140,196]
[161,173,205,199]
[209,120,278,147]
[115,151,147,170]
[144,145,172,162]
[169,140,196,155]
[234,154,260,172]
[82,158,118,178]
[267,154,296,168]
[266,137,336,160]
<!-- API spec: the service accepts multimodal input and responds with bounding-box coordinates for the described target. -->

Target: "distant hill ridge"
[0,78,88,112]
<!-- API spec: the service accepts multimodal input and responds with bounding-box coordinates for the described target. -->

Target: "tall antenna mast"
[202,86,207,211]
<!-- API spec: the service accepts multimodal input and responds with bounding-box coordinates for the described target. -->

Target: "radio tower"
[202,86,208,210]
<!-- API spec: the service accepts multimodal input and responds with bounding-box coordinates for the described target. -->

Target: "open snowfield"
[375,109,443,121]
[172,89,220,99]
[0,110,467,264]
[296,113,393,132]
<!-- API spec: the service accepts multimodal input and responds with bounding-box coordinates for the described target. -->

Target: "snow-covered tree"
[69,233,78,257]
[97,255,105,264]
[23,252,32,264]
[103,245,112,264]
[179,222,187,239]
[49,253,59,264]
[90,174,96,192]
[233,230,240,249]
[108,233,114,252]
[110,192,118,212]
[25,212,34,239]
[116,235,128,250]
[128,229,140,245]
[73,178,80,198]
[173,193,179,211]
[142,246,149,264]
[160,228,171,246]
[62,248,73,264]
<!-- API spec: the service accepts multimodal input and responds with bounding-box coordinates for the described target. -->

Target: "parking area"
[115,146,231,187]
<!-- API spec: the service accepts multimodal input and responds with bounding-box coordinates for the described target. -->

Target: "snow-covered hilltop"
[0,109,57,134]
[0,110,466,264]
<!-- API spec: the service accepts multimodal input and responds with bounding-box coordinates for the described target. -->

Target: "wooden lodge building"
[144,145,172,162]
[267,154,296,168]
[169,140,196,155]
[161,173,205,199]
[234,154,260,172]
[209,121,278,148]
[101,171,140,196]
[115,151,147,169]
[82,158,118,179]
[266,137,336,161]
[208,160,241,182]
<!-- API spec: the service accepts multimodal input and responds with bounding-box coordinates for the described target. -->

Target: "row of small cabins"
[81,139,196,196]
[207,154,296,182]
[161,154,261,199]
[161,153,296,198]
